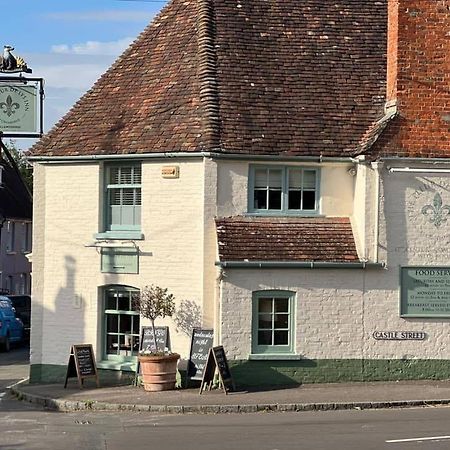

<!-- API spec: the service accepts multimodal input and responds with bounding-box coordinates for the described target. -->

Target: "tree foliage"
[3,140,33,193]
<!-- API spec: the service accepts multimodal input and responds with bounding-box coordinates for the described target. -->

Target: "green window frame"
[252,290,295,354]
[105,164,142,231]
[249,165,319,214]
[103,285,140,363]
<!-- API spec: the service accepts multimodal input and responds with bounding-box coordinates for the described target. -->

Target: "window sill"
[94,231,144,240]
[248,354,303,361]
[97,360,137,372]
[245,212,324,218]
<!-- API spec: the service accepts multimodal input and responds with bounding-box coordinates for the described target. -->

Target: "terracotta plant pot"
[138,353,180,392]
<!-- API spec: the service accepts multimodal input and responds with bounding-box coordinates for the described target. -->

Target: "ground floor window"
[103,285,140,361]
[252,290,295,354]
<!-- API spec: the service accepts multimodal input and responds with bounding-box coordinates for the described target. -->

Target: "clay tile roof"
[30,0,387,158]
[216,216,359,262]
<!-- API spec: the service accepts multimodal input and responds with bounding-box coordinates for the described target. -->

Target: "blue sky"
[5,0,168,149]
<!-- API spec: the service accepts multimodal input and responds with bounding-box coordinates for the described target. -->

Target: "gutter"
[28,151,358,164]
[215,261,386,269]
[388,167,450,174]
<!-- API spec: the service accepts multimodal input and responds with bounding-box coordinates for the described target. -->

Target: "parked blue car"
[0,296,24,352]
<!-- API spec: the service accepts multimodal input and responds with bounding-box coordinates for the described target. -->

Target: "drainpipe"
[371,162,383,263]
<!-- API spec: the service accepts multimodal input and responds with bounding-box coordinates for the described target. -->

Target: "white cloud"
[51,37,133,56]
[43,10,154,22]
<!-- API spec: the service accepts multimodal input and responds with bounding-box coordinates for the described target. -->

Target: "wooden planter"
[138,353,180,392]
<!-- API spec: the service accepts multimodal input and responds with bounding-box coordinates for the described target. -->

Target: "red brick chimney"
[384,0,450,157]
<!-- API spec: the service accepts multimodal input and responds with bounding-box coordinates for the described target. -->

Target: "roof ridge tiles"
[197,0,221,150]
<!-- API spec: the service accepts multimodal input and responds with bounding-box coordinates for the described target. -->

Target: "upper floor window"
[105,164,141,231]
[249,166,319,214]
[6,221,15,252]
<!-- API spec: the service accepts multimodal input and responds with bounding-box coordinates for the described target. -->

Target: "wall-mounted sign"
[0,79,43,137]
[400,266,450,317]
[162,166,180,179]
[101,247,139,274]
[373,331,427,341]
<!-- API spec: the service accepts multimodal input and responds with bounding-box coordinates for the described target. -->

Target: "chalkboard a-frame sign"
[64,344,99,389]
[199,346,235,395]
[187,328,214,385]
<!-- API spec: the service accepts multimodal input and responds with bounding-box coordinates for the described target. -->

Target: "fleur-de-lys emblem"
[421,193,450,227]
[0,95,19,117]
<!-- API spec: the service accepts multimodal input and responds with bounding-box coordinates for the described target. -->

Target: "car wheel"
[1,334,10,352]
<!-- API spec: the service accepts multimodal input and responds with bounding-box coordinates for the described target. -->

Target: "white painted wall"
[30,159,211,369]
[220,165,450,361]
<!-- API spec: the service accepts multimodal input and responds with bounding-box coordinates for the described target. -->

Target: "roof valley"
[197,0,221,151]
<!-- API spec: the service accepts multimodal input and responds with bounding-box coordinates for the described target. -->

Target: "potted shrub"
[133,285,180,391]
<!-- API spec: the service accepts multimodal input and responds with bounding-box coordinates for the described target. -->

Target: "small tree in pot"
[133,285,180,391]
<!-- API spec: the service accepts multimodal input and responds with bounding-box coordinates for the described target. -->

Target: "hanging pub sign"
[0,80,43,137]
[64,344,99,389]
[0,45,43,138]
[187,328,214,386]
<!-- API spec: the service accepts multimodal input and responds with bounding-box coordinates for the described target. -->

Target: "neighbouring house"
[28,0,450,386]
[0,146,32,295]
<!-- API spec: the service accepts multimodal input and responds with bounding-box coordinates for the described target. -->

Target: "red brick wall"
[377,0,450,157]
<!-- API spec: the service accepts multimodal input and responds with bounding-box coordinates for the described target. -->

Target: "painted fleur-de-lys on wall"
[421,192,450,227]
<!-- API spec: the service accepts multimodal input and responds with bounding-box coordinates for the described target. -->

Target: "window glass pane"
[258,314,272,329]
[109,167,120,184]
[110,189,121,205]
[303,170,316,189]
[254,169,268,188]
[275,298,289,312]
[268,189,282,209]
[274,314,289,329]
[289,169,302,189]
[106,314,118,333]
[132,166,142,184]
[120,315,132,334]
[132,315,140,334]
[268,170,282,188]
[258,330,272,345]
[119,167,133,184]
[254,190,267,209]
[106,335,118,355]
[118,294,130,311]
[122,188,137,206]
[258,298,273,313]
[288,190,301,209]
[303,191,316,210]
[106,293,116,310]
[274,330,289,345]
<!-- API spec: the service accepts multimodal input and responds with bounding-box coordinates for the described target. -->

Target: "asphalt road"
[3,349,450,449]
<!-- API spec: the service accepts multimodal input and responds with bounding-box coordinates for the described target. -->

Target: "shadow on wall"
[30,255,85,383]
[173,298,202,337]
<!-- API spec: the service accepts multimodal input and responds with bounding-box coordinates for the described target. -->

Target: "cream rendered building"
[29,0,450,386]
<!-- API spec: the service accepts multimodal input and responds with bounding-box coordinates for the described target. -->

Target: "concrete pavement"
[10,378,450,414]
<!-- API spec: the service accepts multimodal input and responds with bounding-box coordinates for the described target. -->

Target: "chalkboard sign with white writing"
[140,326,170,353]
[64,344,99,389]
[188,328,214,382]
[199,345,234,395]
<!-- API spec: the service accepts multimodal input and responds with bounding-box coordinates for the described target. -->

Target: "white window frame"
[249,165,320,215]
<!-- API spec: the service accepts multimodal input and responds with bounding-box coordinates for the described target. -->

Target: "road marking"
[386,435,450,443]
